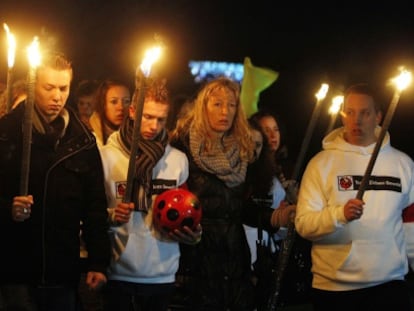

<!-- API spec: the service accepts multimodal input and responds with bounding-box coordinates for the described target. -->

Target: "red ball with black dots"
[153,188,202,232]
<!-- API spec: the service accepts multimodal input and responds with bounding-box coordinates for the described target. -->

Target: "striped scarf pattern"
[120,118,168,211]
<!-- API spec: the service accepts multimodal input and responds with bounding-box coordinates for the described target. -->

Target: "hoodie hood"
[322,126,390,156]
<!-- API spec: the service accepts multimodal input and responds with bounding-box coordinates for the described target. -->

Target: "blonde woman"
[170,77,294,310]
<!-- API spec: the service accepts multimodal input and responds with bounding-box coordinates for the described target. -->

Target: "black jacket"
[0,104,110,286]
[172,135,274,310]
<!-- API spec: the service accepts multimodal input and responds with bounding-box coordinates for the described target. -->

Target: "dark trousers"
[102,280,175,311]
[311,280,412,311]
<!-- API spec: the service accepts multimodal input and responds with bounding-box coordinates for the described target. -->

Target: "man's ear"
[376,111,383,125]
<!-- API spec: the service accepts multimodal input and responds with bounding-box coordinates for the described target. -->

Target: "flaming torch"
[325,95,344,136]
[267,83,329,311]
[356,68,412,200]
[291,83,329,181]
[20,37,41,195]
[3,23,16,112]
[123,46,162,206]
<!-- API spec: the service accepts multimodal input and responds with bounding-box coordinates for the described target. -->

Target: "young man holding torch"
[0,51,110,311]
[295,83,414,311]
[99,77,202,311]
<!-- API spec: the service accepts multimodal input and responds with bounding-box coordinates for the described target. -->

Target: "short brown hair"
[37,51,73,80]
[344,83,382,112]
[132,77,170,109]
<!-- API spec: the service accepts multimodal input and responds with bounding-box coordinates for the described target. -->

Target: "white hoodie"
[99,131,189,284]
[295,126,414,291]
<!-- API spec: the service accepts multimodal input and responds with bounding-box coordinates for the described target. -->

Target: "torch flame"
[329,95,344,115]
[315,83,329,101]
[392,68,412,92]
[3,23,16,68]
[27,36,41,69]
[139,46,162,77]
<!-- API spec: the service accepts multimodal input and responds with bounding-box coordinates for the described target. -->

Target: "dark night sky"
[2,0,414,166]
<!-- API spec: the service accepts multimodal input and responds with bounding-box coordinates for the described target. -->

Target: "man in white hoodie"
[99,78,202,311]
[295,83,414,311]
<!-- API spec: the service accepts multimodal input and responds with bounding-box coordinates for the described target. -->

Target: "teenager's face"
[77,94,95,119]
[342,93,381,146]
[259,116,280,152]
[35,67,72,122]
[105,85,130,127]
[129,100,169,141]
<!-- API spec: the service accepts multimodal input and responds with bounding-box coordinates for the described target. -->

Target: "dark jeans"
[102,280,175,311]
[311,280,412,311]
[0,284,79,311]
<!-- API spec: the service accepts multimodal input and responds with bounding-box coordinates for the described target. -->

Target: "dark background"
[2,0,414,171]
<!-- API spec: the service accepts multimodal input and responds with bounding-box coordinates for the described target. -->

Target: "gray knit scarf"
[189,131,247,187]
[120,118,168,211]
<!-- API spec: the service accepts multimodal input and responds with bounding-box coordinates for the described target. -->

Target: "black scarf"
[32,106,66,149]
[120,117,168,211]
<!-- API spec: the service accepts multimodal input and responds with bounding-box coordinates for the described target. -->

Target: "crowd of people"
[0,49,414,311]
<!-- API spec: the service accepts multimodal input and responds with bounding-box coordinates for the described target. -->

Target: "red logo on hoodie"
[116,181,127,199]
[339,176,353,190]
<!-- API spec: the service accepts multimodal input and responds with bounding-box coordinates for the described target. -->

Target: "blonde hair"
[171,77,254,160]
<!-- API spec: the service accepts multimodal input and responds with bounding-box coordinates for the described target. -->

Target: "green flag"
[240,57,279,117]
